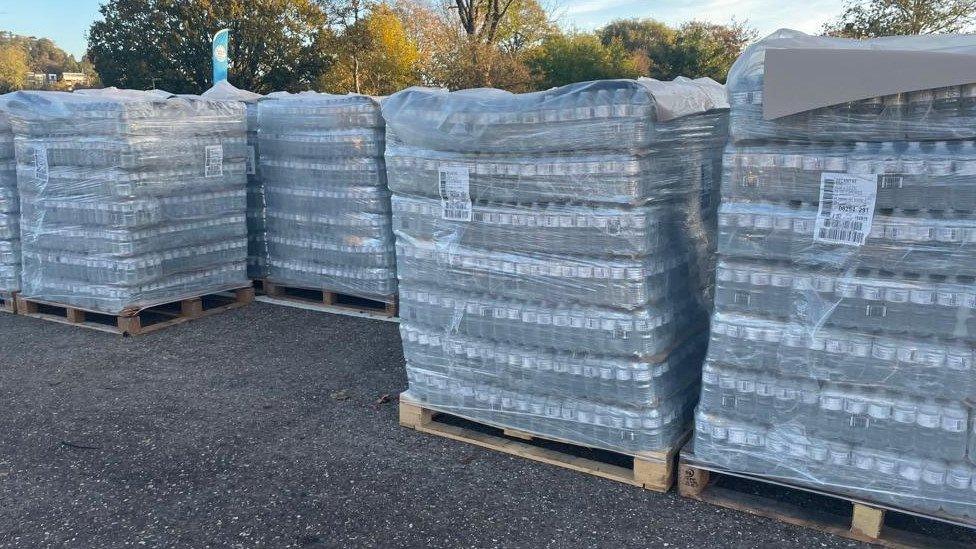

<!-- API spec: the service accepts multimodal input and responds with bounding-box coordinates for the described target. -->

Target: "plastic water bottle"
[945,464,973,517]
[940,401,969,461]
[916,400,942,458]
[754,373,776,424]
[892,400,918,453]
[919,459,947,513]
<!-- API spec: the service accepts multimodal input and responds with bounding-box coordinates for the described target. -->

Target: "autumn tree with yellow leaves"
[0,43,29,93]
[320,3,421,95]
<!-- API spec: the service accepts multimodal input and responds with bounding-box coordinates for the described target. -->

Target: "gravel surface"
[0,302,972,548]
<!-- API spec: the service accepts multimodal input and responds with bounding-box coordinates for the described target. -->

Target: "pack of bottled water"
[384,78,729,453]
[257,93,397,302]
[202,81,265,279]
[693,30,976,521]
[5,89,249,313]
[0,96,19,294]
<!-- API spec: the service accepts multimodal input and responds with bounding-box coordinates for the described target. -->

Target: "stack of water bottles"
[384,79,729,453]
[693,30,976,520]
[6,89,249,313]
[0,96,19,295]
[257,92,397,303]
[202,81,266,279]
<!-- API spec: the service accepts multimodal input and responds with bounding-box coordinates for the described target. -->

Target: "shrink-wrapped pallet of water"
[6,89,248,313]
[385,78,729,454]
[692,30,976,522]
[257,92,397,303]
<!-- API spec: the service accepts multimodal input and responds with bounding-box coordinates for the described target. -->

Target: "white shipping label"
[246,146,256,175]
[205,145,223,177]
[439,165,472,221]
[814,172,877,246]
[34,145,49,185]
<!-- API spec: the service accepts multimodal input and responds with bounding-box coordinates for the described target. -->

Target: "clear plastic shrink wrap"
[202,81,265,279]
[384,78,729,453]
[0,95,20,293]
[5,89,248,313]
[693,30,976,522]
[257,92,397,302]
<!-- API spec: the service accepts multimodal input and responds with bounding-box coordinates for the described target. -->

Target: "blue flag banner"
[212,29,230,84]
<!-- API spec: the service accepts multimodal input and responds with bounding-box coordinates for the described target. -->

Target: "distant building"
[60,72,89,88]
[26,73,58,87]
[25,72,90,90]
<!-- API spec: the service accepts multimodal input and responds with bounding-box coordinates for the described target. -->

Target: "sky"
[0,0,849,60]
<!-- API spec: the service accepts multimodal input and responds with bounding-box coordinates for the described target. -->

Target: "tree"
[452,0,517,44]
[27,37,83,74]
[448,0,522,86]
[599,18,755,82]
[0,43,29,93]
[496,0,557,55]
[87,0,334,94]
[598,18,675,76]
[388,0,548,90]
[825,0,976,37]
[667,21,755,82]
[320,4,422,95]
[527,33,640,89]
[390,0,456,86]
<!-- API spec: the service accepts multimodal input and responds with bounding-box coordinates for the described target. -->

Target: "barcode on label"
[205,145,223,177]
[879,174,903,189]
[439,165,472,221]
[814,173,877,246]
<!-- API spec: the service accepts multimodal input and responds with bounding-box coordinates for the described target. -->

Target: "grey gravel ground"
[0,302,973,548]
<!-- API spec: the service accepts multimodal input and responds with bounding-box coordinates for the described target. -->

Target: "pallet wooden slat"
[677,455,975,549]
[399,397,686,492]
[15,286,254,335]
[258,279,397,318]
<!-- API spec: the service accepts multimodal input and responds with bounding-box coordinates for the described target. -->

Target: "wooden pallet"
[15,286,254,336]
[258,279,397,319]
[399,397,687,492]
[0,291,15,313]
[677,453,976,548]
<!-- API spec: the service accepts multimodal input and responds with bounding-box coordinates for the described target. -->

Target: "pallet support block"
[181,297,204,317]
[65,308,85,323]
[263,281,282,298]
[677,462,710,497]
[234,287,256,303]
[16,295,35,314]
[851,503,885,539]
[116,315,141,335]
[634,455,675,491]
[399,397,683,493]
[323,291,337,306]
[399,399,433,428]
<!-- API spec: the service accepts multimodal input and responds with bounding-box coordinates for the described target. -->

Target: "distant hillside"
[0,31,98,88]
